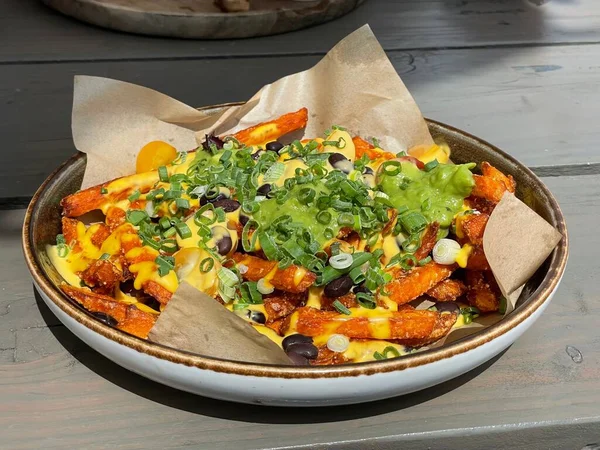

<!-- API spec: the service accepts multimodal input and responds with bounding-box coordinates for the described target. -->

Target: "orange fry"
[231,253,316,293]
[457,213,489,246]
[466,245,490,271]
[232,108,309,146]
[395,310,458,347]
[426,278,466,302]
[414,223,440,260]
[143,280,173,305]
[482,162,516,193]
[352,136,394,161]
[470,162,516,204]
[62,285,156,338]
[384,261,455,305]
[292,306,441,340]
[61,217,80,247]
[465,270,500,313]
[80,260,123,296]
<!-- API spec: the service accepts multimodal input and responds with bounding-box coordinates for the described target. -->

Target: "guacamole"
[379,161,475,227]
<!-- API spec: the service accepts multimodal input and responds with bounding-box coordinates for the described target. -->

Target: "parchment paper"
[148,282,291,364]
[70,25,562,361]
[72,25,432,189]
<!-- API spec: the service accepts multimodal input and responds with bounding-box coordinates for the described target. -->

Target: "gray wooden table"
[2,1,600,448]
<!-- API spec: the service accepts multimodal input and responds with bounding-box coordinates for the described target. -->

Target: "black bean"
[434,301,460,315]
[266,141,284,152]
[201,134,224,152]
[250,311,266,324]
[91,312,118,327]
[286,342,319,360]
[352,284,371,295]
[324,275,354,298]
[251,149,265,160]
[239,214,250,226]
[212,226,233,255]
[212,198,240,213]
[282,333,313,352]
[199,193,227,206]
[328,152,349,166]
[287,352,310,366]
[257,184,272,195]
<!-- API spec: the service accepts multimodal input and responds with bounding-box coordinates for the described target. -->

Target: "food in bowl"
[49,108,517,365]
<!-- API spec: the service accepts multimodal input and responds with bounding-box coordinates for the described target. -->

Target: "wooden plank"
[0,173,598,449]
[3,0,600,63]
[2,44,600,199]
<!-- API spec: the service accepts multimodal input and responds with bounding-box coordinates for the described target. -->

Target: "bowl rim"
[22,104,569,379]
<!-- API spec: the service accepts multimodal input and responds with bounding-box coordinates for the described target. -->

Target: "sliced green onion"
[200,257,214,273]
[349,266,365,284]
[56,233,69,258]
[258,232,281,261]
[126,209,149,226]
[263,162,285,183]
[155,255,174,277]
[424,159,439,172]
[400,211,428,234]
[499,296,508,314]
[432,238,461,265]
[128,189,141,202]
[297,187,316,205]
[257,278,274,295]
[160,239,178,253]
[175,198,190,210]
[163,227,176,238]
[332,300,351,315]
[158,166,169,182]
[159,217,171,230]
[242,219,260,252]
[396,150,407,157]
[381,160,402,176]
[421,198,432,211]
[218,267,239,287]
[101,187,108,195]
[327,334,350,352]
[140,234,160,250]
[356,292,376,309]
[316,211,332,225]
[338,212,354,226]
[329,253,353,270]
[175,221,192,239]
[99,253,110,261]
[418,256,432,266]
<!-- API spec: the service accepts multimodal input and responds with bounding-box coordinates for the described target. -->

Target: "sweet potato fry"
[414,223,439,260]
[292,307,440,340]
[62,285,156,338]
[466,245,490,271]
[312,346,350,366]
[143,280,173,305]
[426,278,466,302]
[395,310,458,347]
[465,196,495,215]
[470,163,515,204]
[352,136,394,161]
[90,223,111,247]
[465,270,500,313]
[321,293,358,311]
[61,217,80,247]
[264,292,306,321]
[61,170,159,217]
[232,108,309,146]
[384,261,455,305]
[80,260,123,295]
[481,162,516,193]
[105,206,127,230]
[231,253,316,293]
[457,213,489,246]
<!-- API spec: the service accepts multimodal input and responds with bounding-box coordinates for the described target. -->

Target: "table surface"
[2,1,600,449]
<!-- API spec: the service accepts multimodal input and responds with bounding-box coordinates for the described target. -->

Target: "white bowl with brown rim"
[22,104,568,407]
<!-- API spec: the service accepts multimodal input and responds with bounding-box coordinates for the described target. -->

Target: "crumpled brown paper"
[148,282,291,364]
[70,24,562,361]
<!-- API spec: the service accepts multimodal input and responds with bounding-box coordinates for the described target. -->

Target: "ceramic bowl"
[22,104,568,407]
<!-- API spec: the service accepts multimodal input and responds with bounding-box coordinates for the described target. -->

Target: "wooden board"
[0,173,598,449]
[2,44,600,199]
[4,0,600,62]
[41,0,365,40]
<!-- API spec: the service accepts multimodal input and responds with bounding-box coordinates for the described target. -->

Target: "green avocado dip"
[378,161,475,228]
[253,183,342,246]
